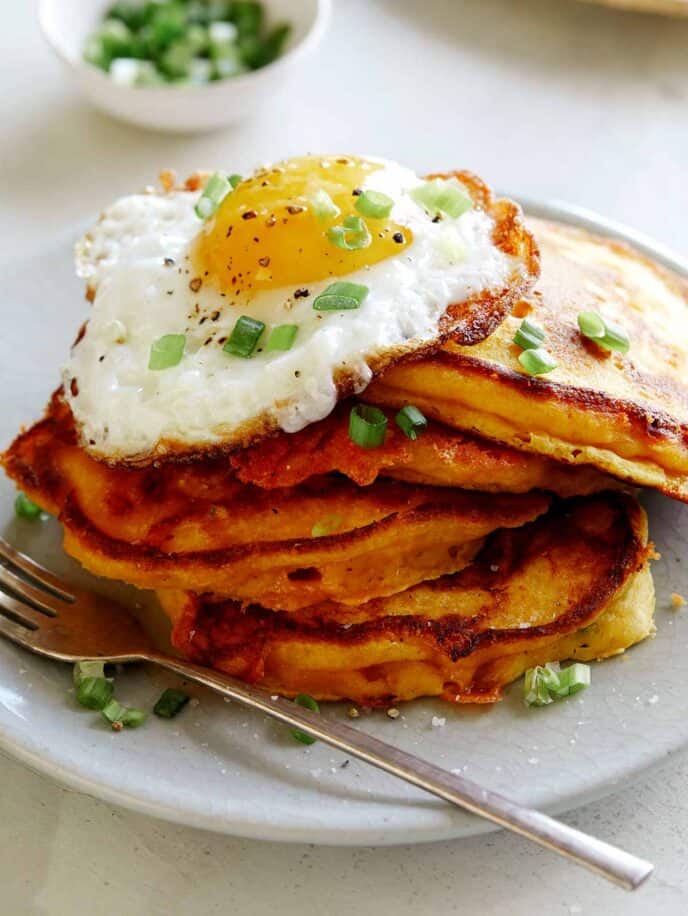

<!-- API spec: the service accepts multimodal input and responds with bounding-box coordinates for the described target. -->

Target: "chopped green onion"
[312,281,369,311]
[223,315,266,358]
[186,23,209,54]
[395,405,427,440]
[153,688,190,719]
[327,216,372,251]
[577,311,630,354]
[524,662,590,706]
[552,662,591,697]
[195,172,231,220]
[266,324,298,352]
[148,333,186,371]
[290,693,320,745]
[234,1,263,38]
[434,226,466,262]
[349,404,388,449]
[77,677,114,711]
[160,40,194,78]
[189,57,213,84]
[209,20,238,44]
[354,190,394,219]
[310,189,340,222]
[410,178,473,219]
[228,173,243,189]
[109,57,149,86]
[101,699,146,728]
[14,492,42,520]
[311,515,343,538]
[73,660,108,686]
[240,23,290,68]
[514,318,546,351]
[518,347,557,376]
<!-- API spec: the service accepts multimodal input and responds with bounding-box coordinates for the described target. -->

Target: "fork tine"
[0,609,38,650]
[0,586,42,630]
[0,536,74,601]
[0,562,58,616]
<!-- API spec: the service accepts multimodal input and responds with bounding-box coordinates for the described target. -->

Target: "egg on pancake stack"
[2,156,659,707]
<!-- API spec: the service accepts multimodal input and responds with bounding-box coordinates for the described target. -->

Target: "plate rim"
[0,196,686,845]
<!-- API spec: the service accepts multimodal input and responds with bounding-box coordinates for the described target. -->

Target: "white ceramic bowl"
[39,0,331,132]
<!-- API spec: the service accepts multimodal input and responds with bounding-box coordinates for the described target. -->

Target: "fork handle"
[149,653,652,890]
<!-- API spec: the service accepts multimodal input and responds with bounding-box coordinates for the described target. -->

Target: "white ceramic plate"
[0,201,686,845]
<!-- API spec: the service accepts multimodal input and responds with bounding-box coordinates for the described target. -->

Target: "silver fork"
[0,534,652,890]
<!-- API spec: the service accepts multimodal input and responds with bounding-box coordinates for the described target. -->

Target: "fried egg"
[66,155,535,463]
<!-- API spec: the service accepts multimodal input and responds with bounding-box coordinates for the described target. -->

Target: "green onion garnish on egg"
[410,179,473,219]
[228,173,243,189]
[77,676,114,711]
[310,189,340,222]
[154,688,190,719]
[518,347,558,377]
[14,492,42,521]
[290,693,320,745]
[224,315,266,358]
[577,311,630,354]
[354,190,394,219]
[195,172,231,220]
[266,324,298,352]
[327,215,372,251]
[349,404,388,449]
[395,405,428,440]
[312,281,369,311]
[148,334,186,371]
[513,318,546,351]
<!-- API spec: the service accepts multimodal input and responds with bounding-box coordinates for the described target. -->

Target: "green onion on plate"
[77,677,114,711]
[14,492,42,521]
[101,699,147,728]
[154,688,190,719]
[73,660,108,686]
[290,693,320,745]
[524,662,590,707]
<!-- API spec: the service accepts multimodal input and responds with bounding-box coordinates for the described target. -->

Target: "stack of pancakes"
[5,203,685,707]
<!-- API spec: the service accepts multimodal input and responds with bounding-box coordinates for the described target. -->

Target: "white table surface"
[2,1,688,913]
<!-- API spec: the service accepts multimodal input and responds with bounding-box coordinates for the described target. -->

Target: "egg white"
[66,158,522,461]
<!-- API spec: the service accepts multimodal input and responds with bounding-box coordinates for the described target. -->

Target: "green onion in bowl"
[83,1,292,87]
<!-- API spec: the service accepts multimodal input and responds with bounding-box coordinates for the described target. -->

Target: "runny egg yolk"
[193,155,412,300]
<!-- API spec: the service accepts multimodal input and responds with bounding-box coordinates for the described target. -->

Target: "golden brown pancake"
[230,402,617,496]
[368,218,688,501]
[2,393,549,611]
[159,492,655,705]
